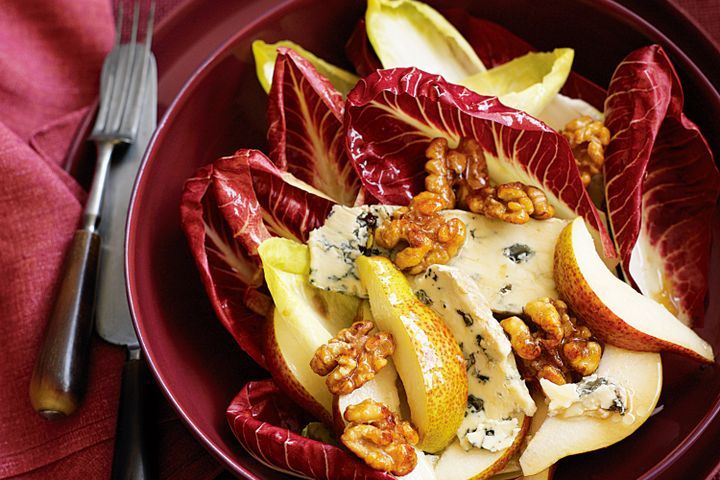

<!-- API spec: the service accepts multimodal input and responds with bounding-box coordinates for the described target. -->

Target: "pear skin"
[357,256,468,453]
[553,218,713,363]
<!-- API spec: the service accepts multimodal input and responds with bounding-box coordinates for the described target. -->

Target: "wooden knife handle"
[111,349,151,480]
[29,229,100,419]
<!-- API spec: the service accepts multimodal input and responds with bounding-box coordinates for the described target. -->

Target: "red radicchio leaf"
[440,9,607,110]
[440,9,532,68]
[603,45,720,324]
[267,48,361,206]
[181,164,268,367]
[180,150,336,365]
[214,150,336,243]
[345,67,616,258]
[345,19,383,78]
[226,379,395,480]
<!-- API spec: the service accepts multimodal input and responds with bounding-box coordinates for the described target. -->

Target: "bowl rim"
[126,1,720,478]
[126,2,310,477]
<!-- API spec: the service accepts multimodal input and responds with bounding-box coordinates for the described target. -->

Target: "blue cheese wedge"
[540,375,628,419]
[308,206,567,314]
[307,205,396,297]
[445,211,568,314]
[410,265,536,452]
[458,410,520,452]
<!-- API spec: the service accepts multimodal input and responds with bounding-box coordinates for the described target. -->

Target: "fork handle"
[29,228,101,418]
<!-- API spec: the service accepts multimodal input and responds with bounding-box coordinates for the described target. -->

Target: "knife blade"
[96,51,157,480]
[96,56,156,348]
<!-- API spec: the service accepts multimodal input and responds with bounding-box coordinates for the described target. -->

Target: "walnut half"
[501,298,602,384]
[374,191,467,275]
[424,137,489,209]
[421,137,556,225]
[561,115,611,186]
[466,182,555,224]
[341,399,419,476]
[310,321,395,395]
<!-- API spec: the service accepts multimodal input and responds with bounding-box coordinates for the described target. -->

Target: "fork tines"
[90,0,155,143]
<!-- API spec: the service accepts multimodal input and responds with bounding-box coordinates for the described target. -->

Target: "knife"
[96,51,157,480]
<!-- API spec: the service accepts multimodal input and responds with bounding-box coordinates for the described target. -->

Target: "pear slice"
[517,393,554,480]
[357,256,468,453]
[259,238,359,425]
[433,416,530,480]
[333,358,402,434]
[334,361,437,480]
[265,308,333,424]
[554,217,714,363]
[519,345,662,475]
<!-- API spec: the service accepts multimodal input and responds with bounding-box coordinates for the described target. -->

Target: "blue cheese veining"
[540,375,628,419]
[410,265,536,452]
[446,211,568,314]
[307,205,396,297]
[308,206,567,314]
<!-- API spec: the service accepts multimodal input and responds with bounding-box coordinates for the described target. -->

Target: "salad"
[180,0,720,478]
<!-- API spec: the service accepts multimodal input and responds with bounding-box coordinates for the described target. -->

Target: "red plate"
[126,1,720,478]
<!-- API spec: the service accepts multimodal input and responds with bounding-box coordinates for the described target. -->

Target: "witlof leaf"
[180,164,270,367]
[267,48,361,205]
[460,48,574,117]
[537,93,603,132]
[345,67,616,258]
[227,380,394,480]
[252,40,359,96]
[604,45,719,324]
[441,9,607,112]
[365,0,485,82]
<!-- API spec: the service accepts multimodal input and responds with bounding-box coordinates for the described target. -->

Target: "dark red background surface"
[0,1,717,479]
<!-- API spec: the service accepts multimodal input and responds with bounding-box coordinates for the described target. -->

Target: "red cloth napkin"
[0,1,716,480]
[675,0,720,45]
[0,1,222,478]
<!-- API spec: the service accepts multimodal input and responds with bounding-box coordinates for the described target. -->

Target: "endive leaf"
[538,93,603,132]
[459,48,574,117]
[180,150,337,366]
[227,380,394,480]
[344,67,616,259]
[603,45,719,325]
[252,40,359,96]
[267,48,360,205]
[365,0,485,82]
[441,8,607,111]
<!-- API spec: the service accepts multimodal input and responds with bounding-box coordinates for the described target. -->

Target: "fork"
[30,0,155,419]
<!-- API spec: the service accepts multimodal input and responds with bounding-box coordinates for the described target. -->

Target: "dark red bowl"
[126,1,720,478]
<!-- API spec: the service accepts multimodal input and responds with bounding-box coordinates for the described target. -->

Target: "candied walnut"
[537,364,568,385]
[562,115,611,186]
[524,186,555,220]
[421,136,555,224]
[524,298,564,344]
[500,316,541,360]
[563,340,602,376]
[501,298,602,384]
[310,321,394,395]
[341,399,419,476]
[375,191,467,275]
[424,138,457,209]
[424,137,489,209]
[466,182,556,224]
